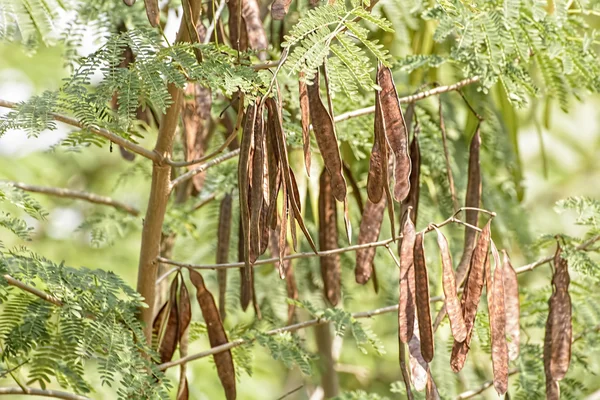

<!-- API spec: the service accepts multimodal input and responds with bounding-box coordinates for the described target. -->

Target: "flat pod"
[189,270,236,400]
[377,66,411,202]
[144,0,160,27]
[298,73,311,176]
[425,370,441,400]
[249,105,265,263]
[434,227,467,342]
[242,0,268,60]
[398,211,416,343]
[487,241,508,395]
[414,231,434,362]
[408,317,428,391]
[367,92,384,204]
[306,71,347,202]
[271,0,293,20]
[182,83,212,193]
[502,250,520,361]
[355,197,386,284]
[158,278,179,363]
[238,102,257,274]
[318,169,341,306]
[217,194,233,320]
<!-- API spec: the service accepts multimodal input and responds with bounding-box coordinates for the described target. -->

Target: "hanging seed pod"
[433,227,467,343]
[414,231,434,362]
[189,270,236,400]
[158,278,179,363]
[306,71,347,202]
[487,241,508,395]
[545,244,572,381]
[238,217,252,312]
[319,169,341,305]
[367,101,384,204]
[545,313,561,400]
[228,0,248,52]
[450,219,491,373]
[144,0,160,27]
[425,370,441,400]
[299,73,311,176]
[183,83,212,193]
[399,210,416,343]
[270,227,298,323]
[217,194,233,320]
[123,0,135,5]
[177,283,191,400]
[271,0,293,20]
[249,104,265,264]
[408,317,428,392]
[242,0,268,60]
[239,101,256,271]
[377,65,411,202]
[502,250,520,361]
[355,198,386,284]
[375,84,396,237]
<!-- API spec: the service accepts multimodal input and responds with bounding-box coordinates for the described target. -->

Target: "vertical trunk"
[314,323,339,398]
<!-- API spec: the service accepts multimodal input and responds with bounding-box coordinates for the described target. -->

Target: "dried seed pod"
[189,270,236,400]
[239,101,256,268]
[179,282,192,342]
[398,341,414,400]
[408,317,428,392]
[487,240,508,395]
[425,370,441,400]
[434,227,467,343]
[414,231,434,362]
[299,74,311,176]
[176,378,189,400]
[306,71,347,202]
[450,219,491,373]
[377,66,410,202]
[158,278,179,363]
[545,319,561,400]
[242,0,268,60]
[249,104,265,263]
[319,169,341,305]
[271,0,292,20]
[343,163,364,213]
[238,216,252,311]
[398,210,416,343]
[355,198,386,284]
[228,0,248,51]
[182,84,212,193]
[217,194,233,320]
[123,0,135,5]
[144,0,160,27]
[502,250,520,361]
[546,244,572,381]
[270,227,298,323]
[367,107,384,204]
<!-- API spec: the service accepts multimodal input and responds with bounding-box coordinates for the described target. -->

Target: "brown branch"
[169,148,240,190]
[0,387,90,400]
[6,181,140,216]
[455,369,519,400]
[0,100,160,163]
[2,275,63,306]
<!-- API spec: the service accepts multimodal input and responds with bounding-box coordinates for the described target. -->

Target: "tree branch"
[169,148,240,190]
[455,369,519,400]
[2,275,63,306]
[0,386,90,400]
[0,100,160,163]
[5,181,139,216]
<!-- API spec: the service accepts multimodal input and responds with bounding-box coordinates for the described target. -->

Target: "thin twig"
[0,386,90,399]
[190,193,217,212]
[0,100,160,163]
[455,369,519,399]
[2,275,63,306]
[5,181,140,216]
[170,149,240,190]
[275,385,304,400]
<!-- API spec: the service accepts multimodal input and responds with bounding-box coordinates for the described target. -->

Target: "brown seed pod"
[355,197,386,284]
[238,216,252,312]
[367,104,384,204]
[545,309,561,400]
[414,231,434,362]
[189,270,236,400]
[398,210,416,343]
[299,73,311,176]
[306,71,347,202]
[546,244,572,381]
[450,219,491,373]
[319,169,341,305]
[433,227,467,343]
[408,317,428,391]
[123,0,135,5]
[487,240,508,395]
[271,0,293,20]
[397,126,420,261]
[228,0,248,52]
[182,84,212,193]
[177,283,191,400]
[217,194,233,320]
[239,102,256,272]
[502,250,520,361]
[242,0,268,60]
[377,66,411,202]
[144,0,160,27]
[269,227,298,323]
[398,341,414,400]
[425,370,441,400]
[158,278,179,363]
[249,104,265,264]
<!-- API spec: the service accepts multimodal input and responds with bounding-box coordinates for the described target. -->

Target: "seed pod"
[398,341,414,400]
[377,66,410,202]
[299,74,311,176]
[217,194,233,320]
[450,219,491,373]
[414,231,434,362]
[228,0,248,51]
[239,102,256,275]
[270,227,298,323]
[158,278,179,363]
[144,0,160,27]
[545,244,572,381]
[189,270,236,400]
[242,0,268,60]
[249,104,265,263]
[487,241,508,395]
[306,71,347,202]
[355,197,386,284]
[367,107,384,204]
[271,0,293,20]
[375,84,396,237]
[545,314,561,400]
[177,283,191,400]
[408,317,428,392]
[397,127,420,262]
[183,83,212,193]
[434,227,467,342]
[425,370,441,400]
[123,0,135,5]
[502,250,520,361]
[398,210,416,343]
[238,216,252,311]
[319,169,341,305]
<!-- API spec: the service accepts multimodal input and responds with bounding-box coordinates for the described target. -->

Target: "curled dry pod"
[189,270,236,400]
[546,244,572,381]
[158,278,179,363]
[408,317,428,392]
[242,0,268,60]
[398,210,416,343]
[355,197,386,284]
[249,104,265,264]
[502,250,520,361]
[144,0,160,27]
[319,169,341,306]
[271,0,293,20]
[450,219,491,373]
[487,240,508,395]
[306,71,347,202]
[434,227,467,343]
[299,73,311,176]
[414,231,434,362]
[377,66,410,202]
[217,194,233,320]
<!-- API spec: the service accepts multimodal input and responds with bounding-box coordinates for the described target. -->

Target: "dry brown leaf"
[414,231,434,362]
[319,169,341,305]
[355,197,386,284]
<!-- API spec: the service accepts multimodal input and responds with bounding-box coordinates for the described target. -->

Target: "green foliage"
[253,332,314,375]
